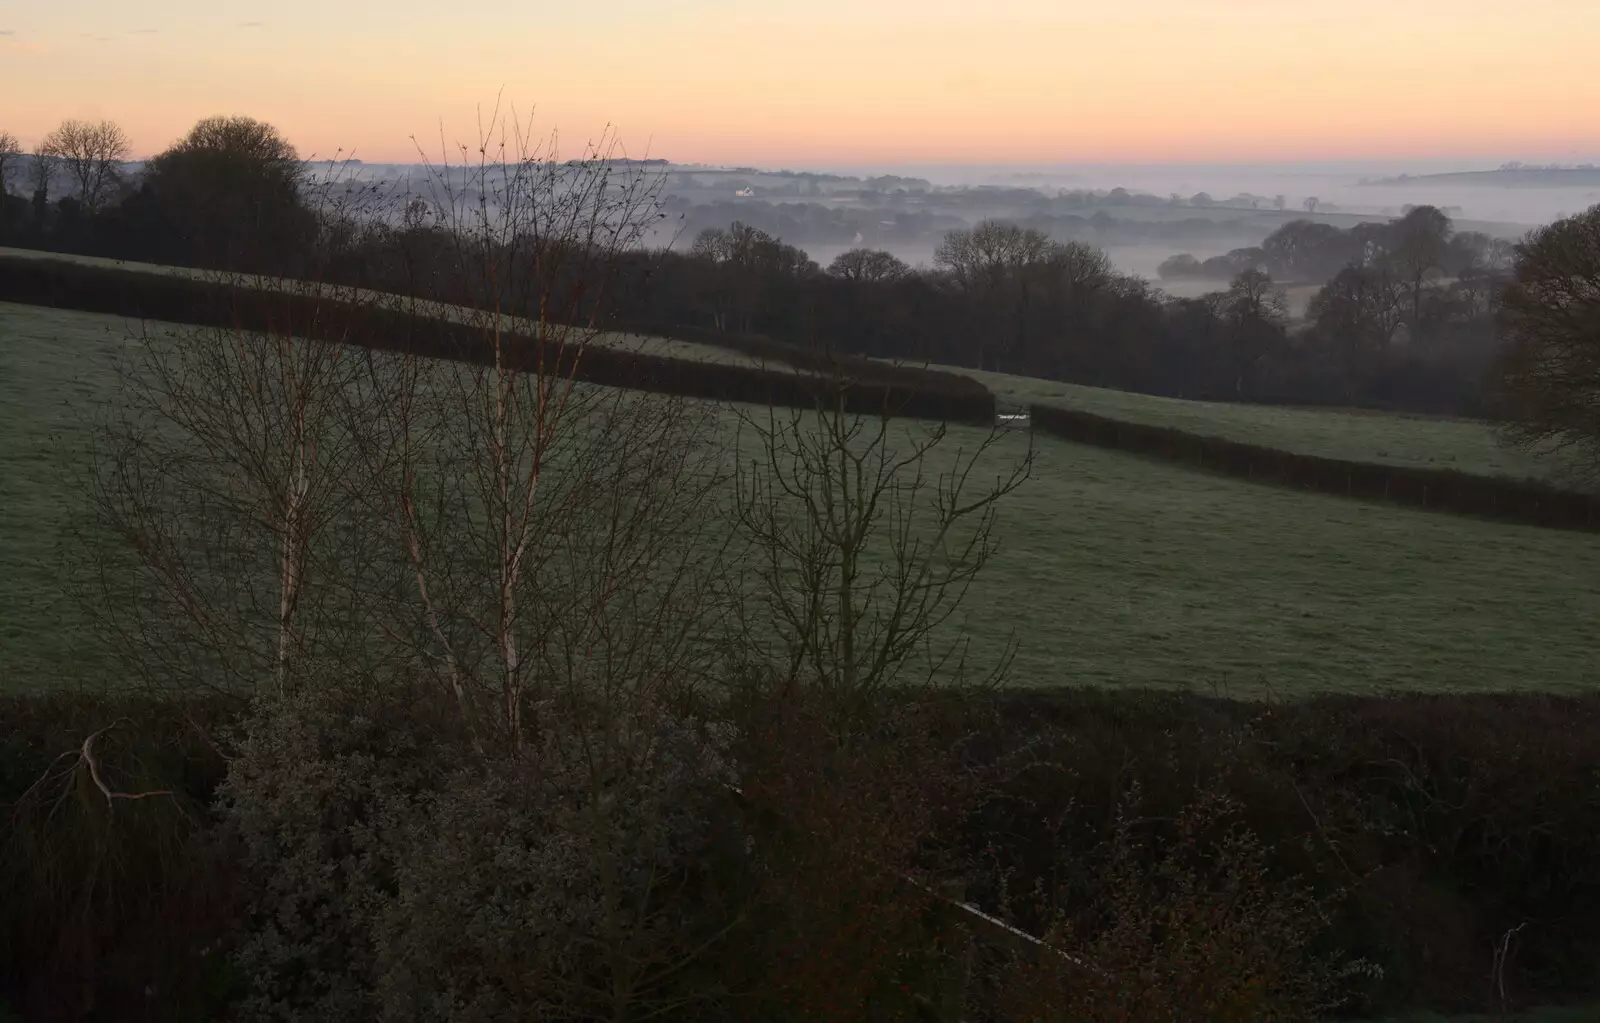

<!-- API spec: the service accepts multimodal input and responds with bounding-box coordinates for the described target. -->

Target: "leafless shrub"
[731,383,1030,731]
[998,788,1371,1022]
[2,708,221,1023]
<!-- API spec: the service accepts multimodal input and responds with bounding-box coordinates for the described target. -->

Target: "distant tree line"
[1159,210,1514,286]
[0,115,313,275]
[663,196,1304,253]
[590,215,1503,412]
[0,114,1579,419]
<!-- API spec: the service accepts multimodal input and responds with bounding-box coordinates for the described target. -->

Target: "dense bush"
[219,687,738,1023]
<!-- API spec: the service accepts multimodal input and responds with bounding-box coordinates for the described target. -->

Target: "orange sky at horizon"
[3,0,1598,167]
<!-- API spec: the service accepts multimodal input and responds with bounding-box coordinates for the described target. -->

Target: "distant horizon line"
[286,155,1600,172]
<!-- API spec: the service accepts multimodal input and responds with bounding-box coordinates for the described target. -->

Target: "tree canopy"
[1493,204,1600,478]
[126,115,311,271]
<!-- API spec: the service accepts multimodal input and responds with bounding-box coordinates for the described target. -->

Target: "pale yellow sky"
[2,0,1597,164]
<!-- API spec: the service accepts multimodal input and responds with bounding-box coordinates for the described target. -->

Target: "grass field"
[5,300,1600,696]
[953,365,1568,482]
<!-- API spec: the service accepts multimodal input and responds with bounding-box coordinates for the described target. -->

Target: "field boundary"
[0,253,997,425]
[1029,403,1600,533]
[615,318,994,400]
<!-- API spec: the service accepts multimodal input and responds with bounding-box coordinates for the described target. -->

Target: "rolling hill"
[5,300,1598,697]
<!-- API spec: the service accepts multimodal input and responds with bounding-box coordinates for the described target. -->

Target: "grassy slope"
[955,365,1565,481]
[5,300,1600,696]
[9,245,1559,480]
[0,304,133,686]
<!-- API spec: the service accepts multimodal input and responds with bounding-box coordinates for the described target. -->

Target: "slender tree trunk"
[275,351,310,695]
[492,318,524,749]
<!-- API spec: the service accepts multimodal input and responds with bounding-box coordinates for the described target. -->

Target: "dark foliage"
[10,689,1600,1019]
[1030,403,1600,531]
[965,689,1600,1016]
[1491,203,1600,480]
[0,694,233,1023]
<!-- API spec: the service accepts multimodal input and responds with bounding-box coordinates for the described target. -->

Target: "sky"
[3,0,1599,168]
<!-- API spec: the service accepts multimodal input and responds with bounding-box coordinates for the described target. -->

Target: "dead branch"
[77,722,175,808]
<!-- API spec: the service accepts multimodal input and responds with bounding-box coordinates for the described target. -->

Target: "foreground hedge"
[8,687,1600,1020]
[1030,403,1600,532]
[963,688,1600,1017]
[0,254,997,426]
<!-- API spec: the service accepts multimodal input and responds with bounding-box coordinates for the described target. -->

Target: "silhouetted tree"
[1308,262,1407,399]
[827,248,909,283]
[1261,219,1351,281]
[934,220,1057,371]
[690,221,816,332]
[40,119,130,215]
[124,115,311,270]
[1157,253,1203,280]
[1222,269,1289,395]
[1390,205,1454,330]
[0,131,19,196]
[1493,204,1600,479]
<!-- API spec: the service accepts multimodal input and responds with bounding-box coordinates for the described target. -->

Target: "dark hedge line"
[1029,402,1600,532]
[0,255,998,426]
[612,318,993,399]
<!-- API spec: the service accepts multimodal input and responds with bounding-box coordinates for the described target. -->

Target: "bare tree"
[88,106,738,1018]
[934,220,1060,371]
[689,219,815,332]
[827,247,910,283]
[41,118,131,214]
[85,185,395,700]
[337,111,747,1018]
[1308,261,1407,399]
[27,146,55,204]
[0,131,20,196]
[732,382,1030,730]
[1221,268,1289,396]
[934,220,1054,294]
[1390,204,1454,330]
